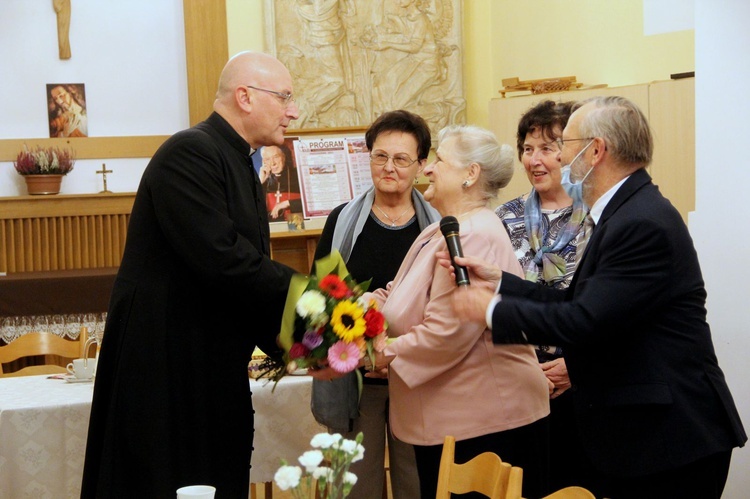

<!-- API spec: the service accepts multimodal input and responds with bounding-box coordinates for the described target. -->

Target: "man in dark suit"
[448,96,746,498]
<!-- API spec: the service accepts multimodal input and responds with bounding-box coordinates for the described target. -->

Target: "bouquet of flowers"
[264,251,388,381]
[274,432,364,499]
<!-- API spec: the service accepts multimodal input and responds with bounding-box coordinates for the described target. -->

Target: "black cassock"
[81,113,295,498]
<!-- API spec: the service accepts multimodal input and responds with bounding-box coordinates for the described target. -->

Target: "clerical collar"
[249,147,256,156]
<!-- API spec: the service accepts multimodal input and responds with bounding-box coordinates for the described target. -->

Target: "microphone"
[439,216,470,286]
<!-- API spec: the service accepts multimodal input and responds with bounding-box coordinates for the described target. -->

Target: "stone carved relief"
[266,0,466,135]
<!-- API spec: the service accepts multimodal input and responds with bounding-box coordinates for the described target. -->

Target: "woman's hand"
[306,361,348,381]
[540,357,571,399]
[363,351,391,378]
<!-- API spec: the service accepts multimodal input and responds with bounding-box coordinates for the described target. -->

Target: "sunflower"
[330,300,366,342]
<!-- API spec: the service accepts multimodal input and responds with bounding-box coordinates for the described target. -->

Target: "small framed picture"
[47,83,88,138]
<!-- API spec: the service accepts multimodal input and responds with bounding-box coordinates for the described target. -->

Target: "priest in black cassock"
[81,51,301,498]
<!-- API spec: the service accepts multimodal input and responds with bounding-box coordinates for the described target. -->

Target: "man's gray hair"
[437,124,515,200]
[574,96,653,167]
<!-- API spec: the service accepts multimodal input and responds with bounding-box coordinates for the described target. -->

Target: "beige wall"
[492,1,694,96]
[227,0,694,129]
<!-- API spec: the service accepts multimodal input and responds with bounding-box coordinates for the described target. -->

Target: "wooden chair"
[542,486,596,499]
[436,435,517,498]
[0,329,89,377]
[505,465,596,498]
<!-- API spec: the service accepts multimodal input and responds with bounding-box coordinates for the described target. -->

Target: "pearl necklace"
[374,204,412,227]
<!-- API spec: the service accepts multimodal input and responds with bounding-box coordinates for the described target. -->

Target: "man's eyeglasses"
[370,152,419,168]
[555,137,595,150]
[246,85,295,106]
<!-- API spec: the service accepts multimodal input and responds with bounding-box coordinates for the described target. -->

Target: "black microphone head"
[440,216,460,235]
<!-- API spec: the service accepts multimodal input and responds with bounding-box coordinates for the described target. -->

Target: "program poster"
[346,138,373,198]
[294,136,372,218]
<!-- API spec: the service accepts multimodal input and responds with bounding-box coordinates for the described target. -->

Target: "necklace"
[374,204,412,227]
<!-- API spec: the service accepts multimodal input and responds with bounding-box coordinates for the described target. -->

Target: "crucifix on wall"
[96,164,113,193]
[53,0,71,59]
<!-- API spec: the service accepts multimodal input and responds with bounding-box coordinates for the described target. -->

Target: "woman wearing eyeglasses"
[310,109,439,499]
[494,100,590,491]
[360,125,550,499]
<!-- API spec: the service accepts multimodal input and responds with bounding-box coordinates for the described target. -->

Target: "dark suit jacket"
[492,168,746,477]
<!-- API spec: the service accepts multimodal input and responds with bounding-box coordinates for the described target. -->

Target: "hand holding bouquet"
[266,251,388,382]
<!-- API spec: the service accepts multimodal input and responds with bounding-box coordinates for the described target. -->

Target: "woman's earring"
[462,180,470,189]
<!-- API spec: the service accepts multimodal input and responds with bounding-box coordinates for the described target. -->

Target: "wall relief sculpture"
[265,0,466,135]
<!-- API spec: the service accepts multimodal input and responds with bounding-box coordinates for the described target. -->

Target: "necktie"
[575,213,595,266]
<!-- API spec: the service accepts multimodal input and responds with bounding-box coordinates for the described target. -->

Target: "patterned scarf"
[522,189,586,285]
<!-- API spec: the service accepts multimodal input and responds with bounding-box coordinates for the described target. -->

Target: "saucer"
[64,376,93,384]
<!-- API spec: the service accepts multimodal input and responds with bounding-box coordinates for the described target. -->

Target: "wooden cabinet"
[0,193,320,274]
[488,78,695,221]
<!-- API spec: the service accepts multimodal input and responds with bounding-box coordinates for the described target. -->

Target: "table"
[0,374,320,498]
[249,375,323,484]
[0,375,93,498]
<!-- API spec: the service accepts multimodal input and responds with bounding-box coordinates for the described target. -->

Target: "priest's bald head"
[214,51,299,149]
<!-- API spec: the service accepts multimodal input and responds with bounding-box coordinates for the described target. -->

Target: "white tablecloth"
[0,374,319,498]
[249,375,323,483]
[0,375,94,498]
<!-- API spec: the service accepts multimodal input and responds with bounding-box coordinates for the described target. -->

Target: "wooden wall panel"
[488,80,693,221]
[0,194,135,273]
[648,78,695,218]
[0,194,320,275]
[183,0,228,126]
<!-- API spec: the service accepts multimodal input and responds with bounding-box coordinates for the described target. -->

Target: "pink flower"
[327,341,361,373]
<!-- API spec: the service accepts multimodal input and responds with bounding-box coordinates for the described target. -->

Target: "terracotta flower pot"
[24,174,64,195]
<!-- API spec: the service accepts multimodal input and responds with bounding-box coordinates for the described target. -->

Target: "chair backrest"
[502,461,595,499]
[0,329,88,377]
[436,435,519,499]
[542,486,596,499]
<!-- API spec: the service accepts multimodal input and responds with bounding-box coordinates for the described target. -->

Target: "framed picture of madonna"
[264,0,466,138]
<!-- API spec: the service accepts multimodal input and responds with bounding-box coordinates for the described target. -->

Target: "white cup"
[66,358,97,379]
[176,485,216,499]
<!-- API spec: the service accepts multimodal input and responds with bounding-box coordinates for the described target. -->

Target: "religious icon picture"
[47,83,88,138]
[260,137,302,222]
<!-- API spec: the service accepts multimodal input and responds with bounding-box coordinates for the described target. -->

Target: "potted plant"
[13,145,75,195]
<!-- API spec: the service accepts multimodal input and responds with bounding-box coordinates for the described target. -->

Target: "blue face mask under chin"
[560,140,595,205]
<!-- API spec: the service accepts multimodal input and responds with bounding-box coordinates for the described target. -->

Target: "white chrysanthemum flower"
[351,443,365,463]
[296,290,326,318]
[310,432,337,449]
[312,466,334,482]
[343,471,358,485]
[273,465,302,490]
[298,450,324,472]
[339,439,357,454]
